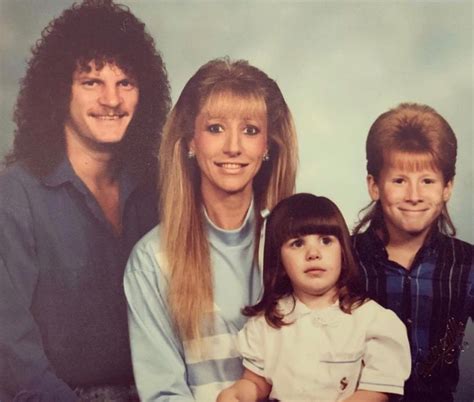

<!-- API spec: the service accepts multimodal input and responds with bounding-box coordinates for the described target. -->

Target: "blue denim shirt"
[0,158,157,401]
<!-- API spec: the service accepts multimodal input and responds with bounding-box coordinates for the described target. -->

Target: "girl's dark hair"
[5,0,170,182]
[244,193,367,328]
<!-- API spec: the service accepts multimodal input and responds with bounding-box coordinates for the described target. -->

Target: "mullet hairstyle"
[6,0,170,183]
[159,58,298,340]
[353,103,457,242]
[244,193,367,328]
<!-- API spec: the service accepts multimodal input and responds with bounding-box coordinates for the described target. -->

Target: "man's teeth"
[94,114,123,120]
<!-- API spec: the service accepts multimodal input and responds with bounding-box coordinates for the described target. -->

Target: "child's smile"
[368,152,453,242]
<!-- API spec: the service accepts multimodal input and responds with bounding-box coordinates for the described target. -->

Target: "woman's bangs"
[201,89,266,120]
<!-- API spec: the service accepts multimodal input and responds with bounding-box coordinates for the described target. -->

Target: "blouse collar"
[278,295,343,327]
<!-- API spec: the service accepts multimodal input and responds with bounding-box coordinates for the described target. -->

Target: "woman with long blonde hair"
[124,58,298,400]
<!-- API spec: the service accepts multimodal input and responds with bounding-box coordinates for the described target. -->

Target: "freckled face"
[281,234,342,306]
[368,152,453,241]
[190,94,268,200]
[65,61,139,149]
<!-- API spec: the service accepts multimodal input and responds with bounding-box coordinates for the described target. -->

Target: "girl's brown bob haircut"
[244,193,367,328]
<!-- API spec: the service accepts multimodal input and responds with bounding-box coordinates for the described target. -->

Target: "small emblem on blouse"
[339,376,348,391]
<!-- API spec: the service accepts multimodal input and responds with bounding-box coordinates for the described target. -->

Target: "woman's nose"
[222,129,241,156]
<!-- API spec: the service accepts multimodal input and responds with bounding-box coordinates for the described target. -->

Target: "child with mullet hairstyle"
[353,103,473,402]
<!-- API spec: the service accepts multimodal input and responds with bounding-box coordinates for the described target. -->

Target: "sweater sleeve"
[0,175,78,402]
[358,305,411,396]
[124,234,195,402]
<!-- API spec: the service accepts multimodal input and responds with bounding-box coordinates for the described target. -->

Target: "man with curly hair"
[0,1,170,400]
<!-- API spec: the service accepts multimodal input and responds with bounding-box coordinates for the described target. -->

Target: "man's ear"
[367,175,380,201]
[443,179,454,202]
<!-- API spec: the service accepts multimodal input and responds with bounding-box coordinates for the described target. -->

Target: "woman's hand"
[216,368,271,402]
[216,380,259,402]
[216,386,241,402]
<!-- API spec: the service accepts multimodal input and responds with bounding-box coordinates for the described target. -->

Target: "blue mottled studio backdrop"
[0,0,472,399]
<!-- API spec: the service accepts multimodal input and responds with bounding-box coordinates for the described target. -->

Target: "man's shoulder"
[0,161,43,203]
[0,161,38,186]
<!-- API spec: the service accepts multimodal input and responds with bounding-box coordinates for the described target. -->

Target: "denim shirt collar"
[41,155,78,188]
[41,156,138,200]
[41,156,139,230]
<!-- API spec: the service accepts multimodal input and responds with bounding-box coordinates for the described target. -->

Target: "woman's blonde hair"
[159,58,298,340]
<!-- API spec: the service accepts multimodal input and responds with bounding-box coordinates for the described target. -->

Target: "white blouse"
[238,297,411,402]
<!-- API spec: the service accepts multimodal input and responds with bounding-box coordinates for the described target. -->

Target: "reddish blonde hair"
[354,103,457,239]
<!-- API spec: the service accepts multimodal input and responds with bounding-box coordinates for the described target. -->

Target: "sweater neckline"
[204,199,255,247]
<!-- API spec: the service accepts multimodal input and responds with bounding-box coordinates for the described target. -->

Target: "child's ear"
[367,175,380,201]
[443,180,454,202]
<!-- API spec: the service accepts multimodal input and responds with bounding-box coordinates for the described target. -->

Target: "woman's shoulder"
[126,225,164,274]
[135,224,160,249]
[134,225,161,251]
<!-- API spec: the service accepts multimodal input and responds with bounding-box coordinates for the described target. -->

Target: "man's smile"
[90,111,128,120]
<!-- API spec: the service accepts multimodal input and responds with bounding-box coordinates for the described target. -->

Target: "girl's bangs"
[268,194,346,249]
[279,214,342,245]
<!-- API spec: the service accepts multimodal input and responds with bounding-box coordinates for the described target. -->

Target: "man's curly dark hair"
[5,0,171,181]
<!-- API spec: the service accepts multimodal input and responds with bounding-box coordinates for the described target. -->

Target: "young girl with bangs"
[218,193,411,402]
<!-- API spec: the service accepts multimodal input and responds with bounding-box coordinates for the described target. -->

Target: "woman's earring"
[263,150,270,162]
[187,150,195,159]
